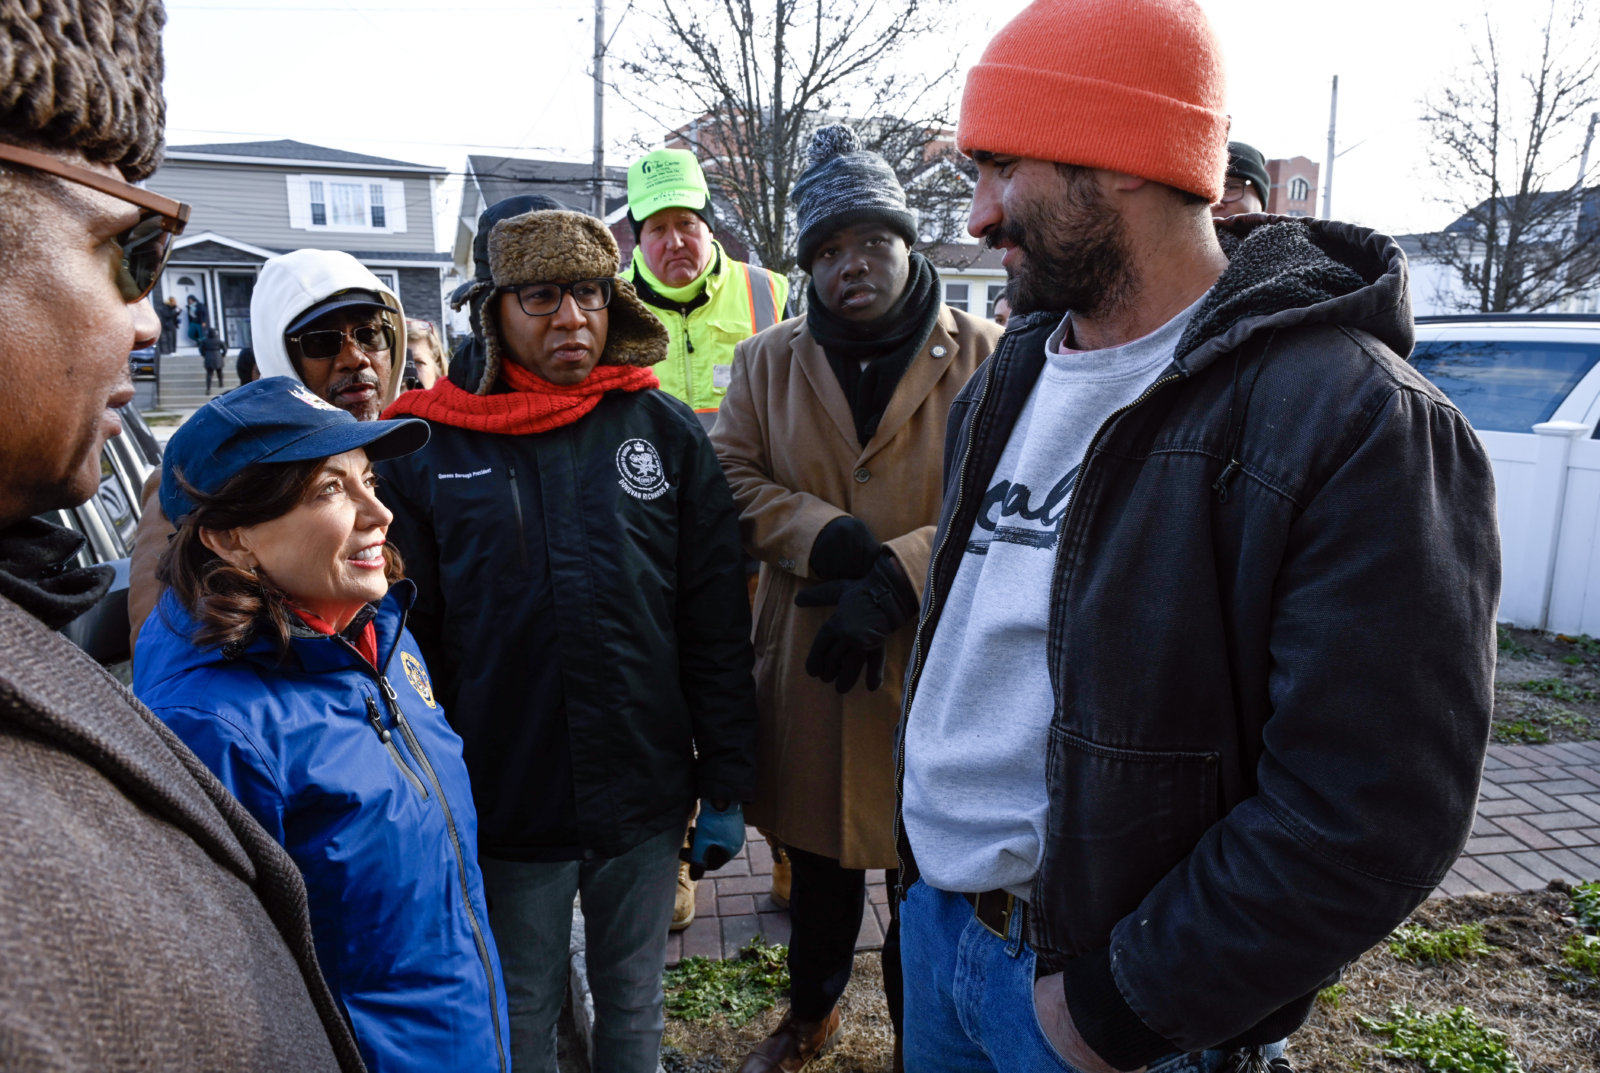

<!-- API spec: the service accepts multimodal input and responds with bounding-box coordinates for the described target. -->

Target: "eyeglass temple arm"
[0,141,190,232]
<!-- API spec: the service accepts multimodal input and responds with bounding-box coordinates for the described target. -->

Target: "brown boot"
[736,1007,842,1072]
[670,860,696,932]
[770,845,792,909]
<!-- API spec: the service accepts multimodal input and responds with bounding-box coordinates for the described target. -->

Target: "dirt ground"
[1494,627,1600,743]
[662,889,1599,1072]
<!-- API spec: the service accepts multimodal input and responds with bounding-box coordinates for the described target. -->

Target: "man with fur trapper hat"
[0,2,364,1068]
[896,1,1499,1071]
[712,124,1000,1073]
[379,208,758,1073]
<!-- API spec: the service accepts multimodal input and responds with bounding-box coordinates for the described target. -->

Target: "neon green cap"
[627,149,710,222]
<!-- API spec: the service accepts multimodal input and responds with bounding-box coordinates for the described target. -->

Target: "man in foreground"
[0,2,365,1068]
[381,208,757,1073]
[897,2,1500,1071]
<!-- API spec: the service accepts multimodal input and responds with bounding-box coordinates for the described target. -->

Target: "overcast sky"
[160,0,1589,249]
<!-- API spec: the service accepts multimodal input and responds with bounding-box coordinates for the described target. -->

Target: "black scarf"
[807,252,941,445]
[0,518,113,630]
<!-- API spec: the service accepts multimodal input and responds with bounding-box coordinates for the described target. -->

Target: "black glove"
[808,515,881,581]
[794,552,919,693]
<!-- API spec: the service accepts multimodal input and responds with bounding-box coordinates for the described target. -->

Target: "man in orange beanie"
[894,1,1500,1071]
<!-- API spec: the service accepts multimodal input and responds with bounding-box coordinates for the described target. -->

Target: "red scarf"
[384,361,660,433]
[291,607,378,668]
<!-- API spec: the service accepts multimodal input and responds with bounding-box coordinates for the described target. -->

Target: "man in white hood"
[127,250,407,650]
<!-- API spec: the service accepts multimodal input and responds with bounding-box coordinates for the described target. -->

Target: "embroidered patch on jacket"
[401,651,436,708]
[616,438,669,500]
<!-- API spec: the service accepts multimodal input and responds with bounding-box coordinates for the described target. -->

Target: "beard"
[987,165,1136,320]
[328,369,383,421]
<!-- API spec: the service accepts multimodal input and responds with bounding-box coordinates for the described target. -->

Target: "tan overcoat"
[711,306,1000,868]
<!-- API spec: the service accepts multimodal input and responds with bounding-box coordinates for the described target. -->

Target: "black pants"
[785,844,902,1036]
[205,367,223,391]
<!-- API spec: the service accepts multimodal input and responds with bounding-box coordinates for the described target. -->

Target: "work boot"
[770,844,791,909]
[736,1007,842,1072]
[670,860,696,932]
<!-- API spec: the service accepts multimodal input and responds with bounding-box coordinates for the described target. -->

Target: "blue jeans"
[479,825,682,1073]
[901,880,1284,1073]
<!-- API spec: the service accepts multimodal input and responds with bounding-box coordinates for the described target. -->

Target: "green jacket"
[625,243,789,424]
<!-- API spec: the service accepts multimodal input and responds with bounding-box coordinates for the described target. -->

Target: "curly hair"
[156,457,404,655]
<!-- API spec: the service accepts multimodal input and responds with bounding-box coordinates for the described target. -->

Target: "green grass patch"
[1572,880,1600,930]
[1492,719,1551,744]
[1562,933,1600,976]
[664,939,789,1027]
[1317,982,1347,1008]
[1497,626,1535,659]
[1357,1004,1522,1073]
[1555,633,1600,657]
[1389,923,1492,964]
[1517,678,1598,703]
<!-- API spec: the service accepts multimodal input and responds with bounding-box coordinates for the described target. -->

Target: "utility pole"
[1577,112,1598,190]
[591,0,605,219]
[1322,75,1338,219]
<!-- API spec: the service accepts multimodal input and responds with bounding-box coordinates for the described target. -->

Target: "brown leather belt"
[962,888,1025,940]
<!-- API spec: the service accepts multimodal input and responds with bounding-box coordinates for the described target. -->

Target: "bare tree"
[616,0,967,279]
[1421,1,1600,313]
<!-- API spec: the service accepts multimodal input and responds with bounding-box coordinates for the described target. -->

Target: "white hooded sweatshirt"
[250,249,407,407]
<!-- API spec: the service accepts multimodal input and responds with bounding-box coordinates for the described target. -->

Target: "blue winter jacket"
[134,581,511,1073]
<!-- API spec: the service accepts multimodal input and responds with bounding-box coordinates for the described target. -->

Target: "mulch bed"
[663,888,1599,1072]
[1495,628,1600,743]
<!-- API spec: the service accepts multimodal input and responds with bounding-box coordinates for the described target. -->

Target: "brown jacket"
[0,594,366,1072]
[711,306,999,868]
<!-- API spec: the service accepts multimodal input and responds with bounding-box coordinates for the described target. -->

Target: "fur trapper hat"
[0,0,168,181]
[479,209,667,393]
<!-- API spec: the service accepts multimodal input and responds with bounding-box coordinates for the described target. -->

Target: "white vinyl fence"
[1487,421,1600,634]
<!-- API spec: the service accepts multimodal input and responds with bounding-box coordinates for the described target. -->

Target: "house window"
[987,283,1006,318]
[945,282,969,311]
[371,270,398,293]
[288,175,407,233]
[1288,177,1311,202]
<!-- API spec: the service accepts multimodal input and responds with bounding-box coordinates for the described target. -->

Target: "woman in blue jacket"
[134,377,510,1073]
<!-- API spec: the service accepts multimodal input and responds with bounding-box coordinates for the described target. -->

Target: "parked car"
[1411,314,1600,435]
[38,403,161,679]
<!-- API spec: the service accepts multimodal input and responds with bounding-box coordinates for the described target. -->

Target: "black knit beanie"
[792,125,919,271]
[1226,142,1271,210]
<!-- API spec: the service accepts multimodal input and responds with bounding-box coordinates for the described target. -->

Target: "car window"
[1411,339,1600,433]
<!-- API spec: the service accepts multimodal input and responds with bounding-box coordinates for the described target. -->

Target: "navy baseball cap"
[284,288,392,336]
[160,376,430,524]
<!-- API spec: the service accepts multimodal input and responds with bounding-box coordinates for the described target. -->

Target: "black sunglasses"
[288,322,396,362]
[0,141,190,303]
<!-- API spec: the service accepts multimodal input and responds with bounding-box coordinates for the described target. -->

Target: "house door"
[218,272,257,351]
[162,270,209,348]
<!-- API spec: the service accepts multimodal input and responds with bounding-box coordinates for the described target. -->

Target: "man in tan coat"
[712,125,1001,1073]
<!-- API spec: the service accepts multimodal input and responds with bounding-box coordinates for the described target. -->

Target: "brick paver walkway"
[670,741,1600,963]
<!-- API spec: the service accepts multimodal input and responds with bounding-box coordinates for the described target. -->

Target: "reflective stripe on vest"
[744,264,781,331]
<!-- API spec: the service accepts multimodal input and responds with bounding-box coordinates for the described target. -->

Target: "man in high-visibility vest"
[623,148,790,433]
[622,147,790,935]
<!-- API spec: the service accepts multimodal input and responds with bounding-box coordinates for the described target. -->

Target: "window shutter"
[286,174,312,229]
[385,179,408,233]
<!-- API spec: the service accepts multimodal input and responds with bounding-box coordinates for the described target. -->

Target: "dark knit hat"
[0,0,168,181]
[451,194,564,311]
[1225,142,1271,209]
[792,125,918,271]
[480,209,668,393]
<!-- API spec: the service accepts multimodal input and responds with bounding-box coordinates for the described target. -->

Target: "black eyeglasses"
[1218,179,1255,205]
[498,279,613,317]
[288,322,396,361]
[0,141,190,303]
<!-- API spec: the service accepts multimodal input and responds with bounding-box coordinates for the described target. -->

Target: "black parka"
[379,389,757,860]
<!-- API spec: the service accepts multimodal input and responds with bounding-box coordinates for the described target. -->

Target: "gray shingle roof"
[167,139,439,171]
[467,154,628,215]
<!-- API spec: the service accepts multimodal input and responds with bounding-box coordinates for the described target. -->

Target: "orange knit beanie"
[958,0,1229,202]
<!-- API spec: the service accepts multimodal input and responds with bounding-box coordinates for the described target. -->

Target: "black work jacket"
[380,389,757,860]
[896,217,1500,1067]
